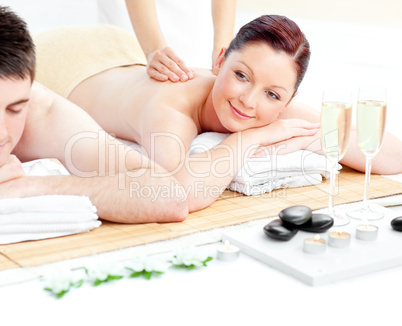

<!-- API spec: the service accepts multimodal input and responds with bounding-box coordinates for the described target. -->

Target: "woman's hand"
[261,119,320,145]
[253,133,323,157]
[147,46,194,82]
[248,119,320,157]
[0,155,24,183]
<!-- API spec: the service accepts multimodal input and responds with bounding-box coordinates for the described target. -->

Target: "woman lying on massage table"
[34,15,402,213]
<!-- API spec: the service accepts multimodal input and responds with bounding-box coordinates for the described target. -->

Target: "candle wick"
[224,240,231,249]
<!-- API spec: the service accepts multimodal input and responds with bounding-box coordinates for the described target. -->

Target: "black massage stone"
[297,213,334,233]
[263,219,298,241]
[278,205,312,226]
[391,217,402,231]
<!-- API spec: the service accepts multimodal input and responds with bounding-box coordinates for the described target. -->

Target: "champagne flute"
[320,89,353,226]
[347,86,387,220]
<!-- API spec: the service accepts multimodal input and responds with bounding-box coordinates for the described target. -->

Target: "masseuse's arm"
[125,0,193,82]
[8,83,188,223]
[211,0,236,66]
[141,106,320,212]
[278,101,402,175]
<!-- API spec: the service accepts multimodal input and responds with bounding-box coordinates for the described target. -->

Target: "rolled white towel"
[0,195,97,214]
[0,160,101,244]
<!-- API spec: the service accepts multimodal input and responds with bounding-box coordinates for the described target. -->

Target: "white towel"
[118,133,336,195]
[22,158,70,177]
[190,132,336,196]
[0,160,101,245]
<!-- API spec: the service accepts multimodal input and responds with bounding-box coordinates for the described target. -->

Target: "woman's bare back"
[68,65,216,144]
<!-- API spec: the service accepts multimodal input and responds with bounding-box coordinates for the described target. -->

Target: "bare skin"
[125,0,236,81]
[1,80,188,223]
[68,43,402,211]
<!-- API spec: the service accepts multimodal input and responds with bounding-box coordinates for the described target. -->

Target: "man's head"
[0,6,35,82]
[0,6,34,166]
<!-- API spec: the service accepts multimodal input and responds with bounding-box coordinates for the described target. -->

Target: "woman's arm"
[278,101,402,174]
[141,106,319,212]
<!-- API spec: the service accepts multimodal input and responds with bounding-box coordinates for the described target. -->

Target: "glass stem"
[362,156,372,211]
[328,160,337,216]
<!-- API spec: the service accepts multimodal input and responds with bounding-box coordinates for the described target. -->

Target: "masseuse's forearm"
[125,0,166,57]
[211,0,236,56]
[1,171,188,224]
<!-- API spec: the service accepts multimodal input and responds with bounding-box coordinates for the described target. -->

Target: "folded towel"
[190,132,336,196]
[22,159,69,177]
[0,160,101,245]
[0,195,101,245]
[118,132,336,195]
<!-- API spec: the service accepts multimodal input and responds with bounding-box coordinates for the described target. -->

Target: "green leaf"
[44,287,69,298]
[143,271,152,280]
[93,279,103,286]
[202,256,213,266]
[73,280,84,288]
[106,275,123,282]
[153,271,164,275]
[56,290,68,299]
[129,271,142,278]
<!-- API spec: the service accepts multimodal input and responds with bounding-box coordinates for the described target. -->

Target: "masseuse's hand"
[0,155,24,183]
[147,46,194,82]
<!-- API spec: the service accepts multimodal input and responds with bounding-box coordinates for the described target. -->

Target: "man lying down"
[33,13,402,213]
[0,6,188,224]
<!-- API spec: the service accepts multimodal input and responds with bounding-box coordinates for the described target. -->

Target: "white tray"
[222,204,402,286]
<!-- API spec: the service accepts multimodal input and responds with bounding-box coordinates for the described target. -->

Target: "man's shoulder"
[29,82,55,114]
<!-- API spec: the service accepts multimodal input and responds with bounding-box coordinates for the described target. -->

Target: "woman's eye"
[235,71,247,81]
[266,91,279,100]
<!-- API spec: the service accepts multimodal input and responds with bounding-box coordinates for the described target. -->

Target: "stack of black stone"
[263,205,334,241]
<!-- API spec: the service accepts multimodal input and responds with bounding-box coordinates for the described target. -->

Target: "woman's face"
[212,42,298,132]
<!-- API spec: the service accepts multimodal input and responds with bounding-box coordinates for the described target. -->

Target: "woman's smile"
[229,101,254,120]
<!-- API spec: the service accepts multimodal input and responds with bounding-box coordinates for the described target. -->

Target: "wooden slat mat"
[0,168,401,271]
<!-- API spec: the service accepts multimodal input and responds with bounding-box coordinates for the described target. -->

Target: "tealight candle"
[328,231,351,248]
[356,224,378,241]
[217,240,240,261]
[303,235,326,254]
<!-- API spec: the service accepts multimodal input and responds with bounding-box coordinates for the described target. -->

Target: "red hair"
[225,15,310,90]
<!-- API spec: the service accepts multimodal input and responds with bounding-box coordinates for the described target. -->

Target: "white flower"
[85,260,123,281]
[42,269,74,295]
[171,247,210,267]
[126,255,169,273]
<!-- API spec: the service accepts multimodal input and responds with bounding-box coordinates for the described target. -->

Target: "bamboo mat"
[0,167,401,272]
